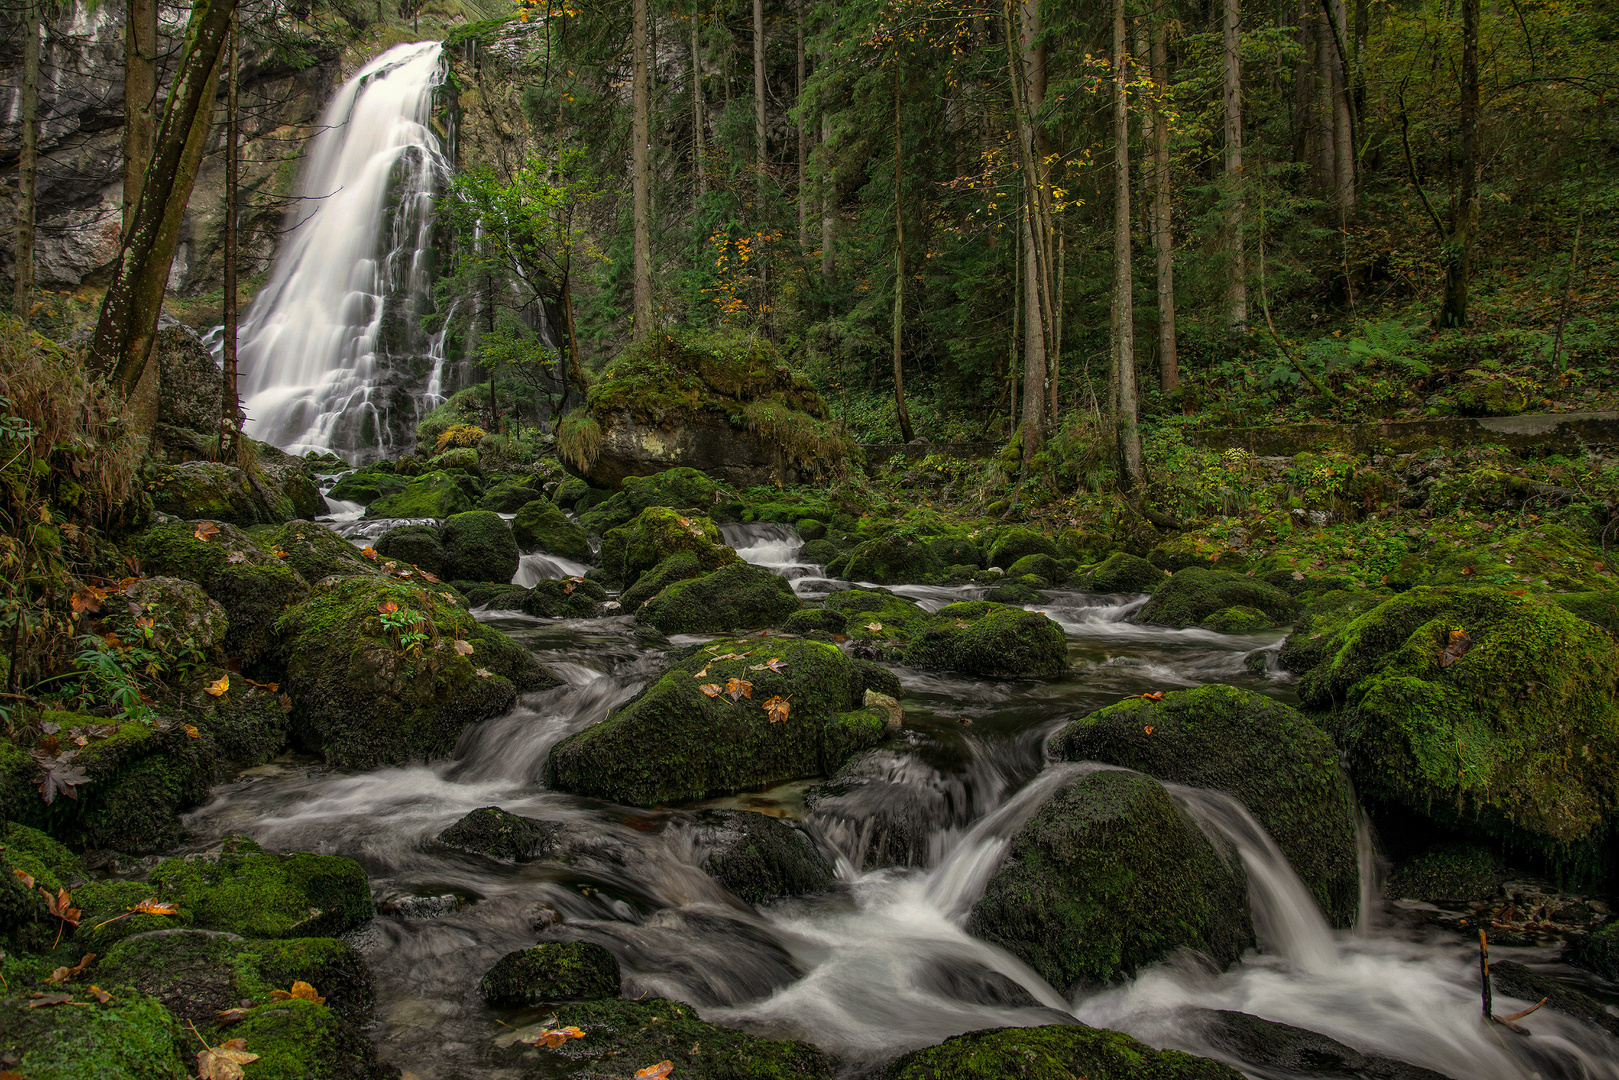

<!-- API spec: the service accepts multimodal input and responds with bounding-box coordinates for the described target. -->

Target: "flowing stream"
[236,42,450,462]
[179,523,1619,1079]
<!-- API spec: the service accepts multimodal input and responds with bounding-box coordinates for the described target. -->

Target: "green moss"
[824,589,934,641]
[0,823,84,952]
[366,470,473,519]
[140,841,373,940]
[552,476,592,509]
[326,466,408,506]
[145,461,261,525]
[692,809,834,902]
[904,602,1070,679]
[621,553,706,610]
[781,607,848,636]
[70,880,197,953]
[276,575,517,767]
[468,621,562,691]
[1048,685,1362,927]
[1005,553,1069,586]
[986,528,1058,569]
[966,769,1253,993]
[1079,552,1166,593]
[374,524,444,575]
[1384,844,1504,903]
[885,1023,1245,1080]
[262,521,377,583]
[479,941,620,1006]
[538,996,834,1079]
[1297,586,1619,866]
[547,638,880,806]
[1553,589,1619,636]
[511,498,592,561]
[1135,568,1298,630]
[1200,605,1272,632]
[599,506,738,590]
[180,672,292,769]
[439,510,519,583]
[518,577,608,619]
[478,478,541,512]
[1571,920,1619,980]
[827,530,946,585]
[436,806,562,861]
[636,562,802,634]
[230,997,384,1080]
[0,991,188,1080]
[1382,522,1613,593]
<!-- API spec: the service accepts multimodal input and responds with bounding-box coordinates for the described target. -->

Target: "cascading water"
[236,41,449,462]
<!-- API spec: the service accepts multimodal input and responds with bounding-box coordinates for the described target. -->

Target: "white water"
[513,552,593,588]
[237,42,449,462]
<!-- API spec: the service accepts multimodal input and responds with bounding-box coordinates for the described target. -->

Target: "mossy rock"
[276,576,518,768]
[904,602,1069,680]
[1005,553,1068,587]
[440,510,519,583]
[511,499,592,562]
[479,940,620,1006]
[1491,960,1619,1040]
[797,518,828,541]
[1296,586,1619,864]
[428,446,483,474]
[825,589,934,642]
[1554,589,1619,636]
[928,535,982,568]
[827,530,945,585]
[1277,597,1385,675]
[624,466,718,512]
[0,991,188,1080]
[520,578,609,619]
[0,823,84,953]
[799,538,843,564]
[986,528,1058,570]
[262,521,378,584]
[530,996,833,1079]
[103,575,229,662]
[965,769,1253,993]
[366,470,473,518]
[374,524,444,576]
[326,465,408,507]
[95,930,374,1026]
[144,461,262,526]
[635,562,802,634]
[1384,844,1504,904]
[1200,605,1273,633]
[620,553,706,611]
[1570,920,1619,980]
[125,520,310,665]
[552,476,592,509]
[1081,552,1166,593]
[478,479,542,513]
[228,996,388,1079]
[436,806,566,862]
[1048,685,1361,927]
[884,1022,1245,1080]
[1193,1009,1454,1080]
[1135,568,1297,630]
[467,621,562,691]
[781,607,848,636]
[688,809,834,902]
[598,506,738,590]
[178,669,293,769]
[547,638,883,806]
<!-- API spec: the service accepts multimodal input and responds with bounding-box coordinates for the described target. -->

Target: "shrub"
[435,424,487,454]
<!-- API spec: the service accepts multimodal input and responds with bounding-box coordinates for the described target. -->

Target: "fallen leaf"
[520,1025,586,1048]
[205,675,230,697]
[126,898,179,917]
[215,1007,249,1026]
[272,548,290,559]
[46,952,94,983]
[1140,691,1163,701]
[635,1062,675,1078]
[70,585,108,615]
[197,1037,260,1080]
[763,696,790,723]
[1291,570,1305,581]
[1143,725,1155,734]
[26,992,71,1008]
[763,657,786,673]
[959,717,972,725]
[12,869,34,890]
[193,522,221,542]
[698,683,723,698]
[725,678,753,702]
[183,724,201,739]
[1460,566,1475,576]
[1436,628,1473,669]
[563,581,576,594]
[269,980,325,1005]
[43,887,82,927]
[420,569,440,583]
[226,550,248,564]
[693,666,710,678]
[474,668,493,678]
[378,600,399,615]
[362,546,378,560]
[88,985,112,1004]
[865,622,882,632]
[453,639,474,656]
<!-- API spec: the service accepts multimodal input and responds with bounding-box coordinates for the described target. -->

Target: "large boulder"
[986,528,1059,569]
[903,601,1069,679]
[827,530,946,585]
[1135,567,1298,630]
[966,769,1253,993]
[366,470,474,518]
[221,997,388,1079]
[804,749,942,871]
[1048,685,1361,927]
[0,992,188,1080]
[634,562,802,634]
[144,444,327,526]
[326,462,409,506]
[1296,586,1619,862]
[440,510,519,583]
[885,1023,1245,1080]
[436,806,567,862]
[547,637,890,806]
[1193,1010,1455,1080]
[276,576,521,767]
[374,523,444,575]
[619,553,707,610]
[825,588,936,642]
[687,809,835,902]
[478,478,542,512]
[511,498,592,561]
[1077,551,1166,593]
[577,465,720,533]
[479,941,620,1006]
[104,575,230,660]
[262,520,379,584]
[598,505,739,590]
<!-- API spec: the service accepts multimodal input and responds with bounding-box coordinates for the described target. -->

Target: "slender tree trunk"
[1113,0,1142,487]
[631,0,653,338]
[1441,0,1478,328]
[221,14,243,458]
[12,0,40,322]
[820,113,834,279]
[1222,0,1247,333]
[123,0,159,238]
[754,0,767,182]
[797,0,808,249]
[1151,18,1177,393]
[93,0,235,399]
[892,72,914,444]
[1328,0,1354,209]
[1314,5,1337,194]
[1011,0,1050,468]
[692,17,707,204]
[1020,210,1046,462]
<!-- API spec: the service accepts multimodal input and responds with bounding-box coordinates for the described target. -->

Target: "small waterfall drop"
[237,41,449,462]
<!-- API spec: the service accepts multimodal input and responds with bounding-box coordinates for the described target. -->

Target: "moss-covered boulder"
[478,478,541,513]
[0,823,84,952]
[579,466,723,533]
[688,809,834,902]
[227,996,388,1079]
[598,506,739,590]
[125,520,310,664]
[518,577,609,619]
[105,575,230,661]
[1078,552,1166,593]
[261,521,378,584]
[374,523,444,575]
[436,806,566,862]
[1296,586,1619,862]
[1048,685,1361,926]
[552,476,592,509]
[986,528,1058,570]
[966,769,1253,993]
[521,997,833,1079]
[95,930,374,1026]
[1384,844,1504,904]
[885,1023,1245,1080]
[1005,553,1069,586]
[157,840,372,936]
[0,991,188,1080]
[511,498,592,561]
[620,553,706,610]
[1199,606,1274,633]
[1554,589,1619,636]
[326,464,408,507]
[177,669,293,770]
[827,530,946,585]
[635,562,801,634]
[904,602,1070,680]
[1135,568,1298,630]
[825,589,935,642]
[547,637,887,806]
[366,470,473,519]
[439,510,519,583]
[1571,921,1619,980]
[145,458,324,527]
[277,576,519,767]
[781,607,847,636]
[480,941,620,1006]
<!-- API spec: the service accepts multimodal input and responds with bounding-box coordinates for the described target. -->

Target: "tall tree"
[220,13,244,458]
[1441,0,1479,328]
[1222,0,1247,332]
[692,15,707,204]
[820,112,834,279]
[1149,16,1177,392]
[1328,0,1354,210]
[754,0,768,180]
[12,0,40,323]
[92,0,235,399]
[1009,0,1050,467]
[1112,0,1142,486]
[891,70,915,443]
[631,0,653,338]
[797,0,809,248]
[123,0,159,237]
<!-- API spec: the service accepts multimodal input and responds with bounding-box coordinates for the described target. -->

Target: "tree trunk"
[692,17,707,203]
[754,0,767,181]
[1222,0,1247,333]
[631,0,653,339]
[1151,17,1177,393]
[1328,0,1355,210]
[1113,0,1142,487]
[12,0,40,322]
[123,0,159,238]
[1441,0,1478,328]
[797,0,808,248]
[1020,210,1046,463]
[1011,0,1050,468]
[1314,5,1337,195]
[92,0,234,400]
[892,73,914,444]
[221,14,243,459]
[820,113,835,279]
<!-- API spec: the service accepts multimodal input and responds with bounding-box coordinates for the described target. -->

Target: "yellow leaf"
[865,622,882,633]
[724,677,753,702]
[205,675,229,697]
[763,696,790,724]
[193,522,221,542]
[197,1038,261,1080]
[269,980,325,1005]
[453,639,474,656]
[127,897,179,917]
[636,1062,675,1078]
[520,1025,586,1048]
[183,724,201,739]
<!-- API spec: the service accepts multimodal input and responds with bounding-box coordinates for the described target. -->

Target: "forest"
[0,0,1617,1077]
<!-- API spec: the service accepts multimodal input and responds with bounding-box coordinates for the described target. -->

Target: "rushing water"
[177,522,1619,1079]
[236,42,450,462]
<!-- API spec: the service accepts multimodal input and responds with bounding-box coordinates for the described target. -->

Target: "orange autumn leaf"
[763,696,790,724]
[1143,725,1155,734]
[183,724,201,739]
[70,585,108,615]
[205,675,230,697]
[636,1062,675,1079]
[273,548,290,559]
[197,1037,260,1080]
[127,897,179,917]
[12,868,35,890]
[1140,691,1163,701]
[43,887,81,927]
[45,952,95,983]
[419,569,441,583]
[521,1025,585,1048]
[193,522,221,542]
[452,639,474,656]
[362,546,378,560]
[1459,565,1475,575]
[377,600,399,615]
[269,980,325,1005]
[698,683,723,698]
[215,1007,249,1026]
[88,985,112,1004]
[725,678,753,702]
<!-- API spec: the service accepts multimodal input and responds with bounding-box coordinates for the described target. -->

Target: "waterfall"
[236,41,449,463]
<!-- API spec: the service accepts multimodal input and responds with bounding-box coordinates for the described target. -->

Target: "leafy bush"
[434,424,487,453]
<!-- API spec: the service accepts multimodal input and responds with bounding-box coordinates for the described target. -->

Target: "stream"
[177,521,1619,1079]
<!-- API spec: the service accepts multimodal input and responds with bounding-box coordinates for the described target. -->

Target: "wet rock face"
[686,809,834,903]
[885,1022,1246,1080]
[436,806,566,862]
[1193,1010,1455,1080]
[478,941,621,1007]
[584,412,794,490]
[0,991,190,1080]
